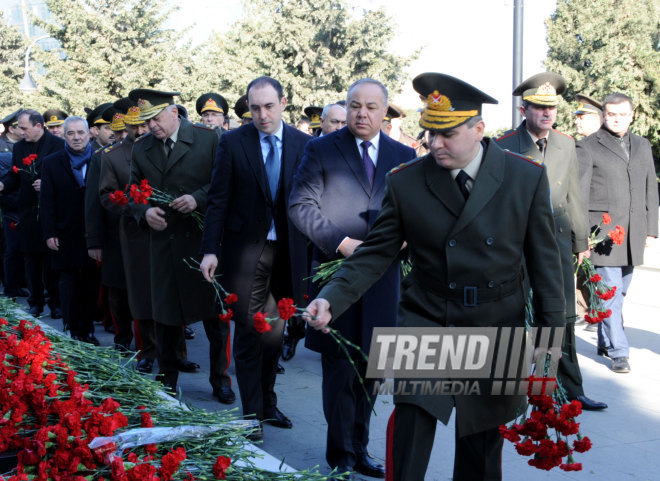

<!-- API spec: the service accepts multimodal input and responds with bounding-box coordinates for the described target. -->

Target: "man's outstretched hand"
[304,298,333,333]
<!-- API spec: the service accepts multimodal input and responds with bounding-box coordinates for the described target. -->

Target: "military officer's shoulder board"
[552,129,573,140]
[495,130,517,142]
[388,156,425,176]
[134,132,151,143]
[503,149,543,167]
[193,123,215,131]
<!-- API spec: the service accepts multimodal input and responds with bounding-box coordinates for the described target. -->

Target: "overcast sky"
[166,0,558,130]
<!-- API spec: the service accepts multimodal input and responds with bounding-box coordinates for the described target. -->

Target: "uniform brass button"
[449,282,456,289]
[485,237,494,245]
[448,239,456,247]
[488,281,495,288]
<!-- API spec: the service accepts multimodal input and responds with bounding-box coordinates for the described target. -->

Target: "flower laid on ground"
[575,212,626,324]
[108,179,204,229]
[0,296,335,481]
[500,374,591,472]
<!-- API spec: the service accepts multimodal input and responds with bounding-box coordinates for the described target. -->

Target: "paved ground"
[25,238,660,481]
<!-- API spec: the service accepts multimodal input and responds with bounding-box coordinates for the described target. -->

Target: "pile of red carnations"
[0,298,333,481]
[499,375,592,472]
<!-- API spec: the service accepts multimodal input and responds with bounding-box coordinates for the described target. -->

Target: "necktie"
[165,138,174,158]
[265,135,281,200]
[618,137,629,160]
[361,140,375,187]
[536,138,547,157]
[455,170,471,200]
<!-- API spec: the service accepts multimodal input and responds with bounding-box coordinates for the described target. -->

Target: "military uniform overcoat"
[99,138,153,319]
[1,131,64,253]
[577,128,658,266]
[496,122,588,321]
[319,139,565,437]
[129,118,217,325]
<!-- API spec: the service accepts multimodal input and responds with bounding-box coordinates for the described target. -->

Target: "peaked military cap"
[43,109,68,127]
[86,103,114,127]
[384,104,406,122]
[234,95,252,120]
[413,72,498,131]
[196,93,229,116]
[1,109,24,127]
[304,106,322,129]
[128,89,180,122]
[513,72,566,106]
[101,106,126,132]
[574,93,602,115]
[113,98,144,126]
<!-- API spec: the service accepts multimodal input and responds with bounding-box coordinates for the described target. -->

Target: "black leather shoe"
[612,357,631,373]
[137,358,154,373]
[281,335,298,361]
[184,326,195,339]
[354,453,385,478]
[72,333,100,346]
[247,422,263,441]
[213,386,236,404]
[574,395,607,411]
[277,363,285,374]
[177,359,200,372]
[263,407,293,429]
[28,305,44,316]
[49,306,62,319]
[329,466,353,481]
[597,346,609,357]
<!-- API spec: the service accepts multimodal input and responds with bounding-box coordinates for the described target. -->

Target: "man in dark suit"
[306,73,566,481]
[289,78,415,478]
[577,92,658,373]
[200,76,310,437]
[40,116,98,344]
[495,72,605,411]
[129,89,232,401]
[0,110,64,318]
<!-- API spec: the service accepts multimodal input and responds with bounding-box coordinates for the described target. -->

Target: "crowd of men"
[0,71,657,480]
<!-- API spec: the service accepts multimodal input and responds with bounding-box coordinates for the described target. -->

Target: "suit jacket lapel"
[163,118,192,174]
[424,155,464,218]
[451,142,504,235]
[280,124,299,199]
[335,128,373,196]
[143,134,166,173]
[598,130,629,163]
[373,135,398,195]
[241,123,270,201]
[517,123,542,160]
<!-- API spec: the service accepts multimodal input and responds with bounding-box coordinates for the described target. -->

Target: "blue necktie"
[265,135,281,200]
[361,140,375,188]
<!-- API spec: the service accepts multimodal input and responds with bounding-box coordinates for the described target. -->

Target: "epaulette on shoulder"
[553,129,573,140]
[503,149,543,167]
[389,156,425,175]
[134,132,151,143]
[495,130,517,142]
[103,143,118,153]
[193,123,215,131]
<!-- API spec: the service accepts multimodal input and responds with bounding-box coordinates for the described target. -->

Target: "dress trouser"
[386,403,503,481]
[321,349,377,468]
[233,242,284,420]
[596,266,633,358]
[25,251,60,309]
[58,266,97,336]
[2,217,24,295]
[107,286,133,349]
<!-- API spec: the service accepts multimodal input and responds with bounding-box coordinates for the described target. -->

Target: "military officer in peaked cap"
[127,89,235,402]
[304,106,322,136]
[0,109,24,152]
[574,93,602,138]
[306,72,565,480]
[86,103,115,151]
[233,95,252,125]
[496,73,606,411]
[196,92,229,138]
[43,109,68,138]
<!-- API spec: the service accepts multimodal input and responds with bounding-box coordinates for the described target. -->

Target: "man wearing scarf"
[40,116,99,345]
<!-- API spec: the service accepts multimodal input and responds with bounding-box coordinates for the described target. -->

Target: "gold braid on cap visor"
[419,91,477,130]
[124,106,142,125]
[522,82,559,106]
[137,99,170,121]
[110,113,126,131]
[202,98,224,114]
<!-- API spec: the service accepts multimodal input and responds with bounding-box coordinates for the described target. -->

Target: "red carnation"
[602,213,611,225]
[498,424,521,443]
[22,155,34,166]
[277,298,297,321]
[212,455,231,479]
[109,190,128,206]
[514,438,536,456]
[218,309,233,323]
[12,165,19,174]
[608,225,626,246]
[9,221,17,230]
[560,462,582,471]
[253,312,272,333]
[589,273,601,282]
[224,293,238,304]
[573,436,592,453]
